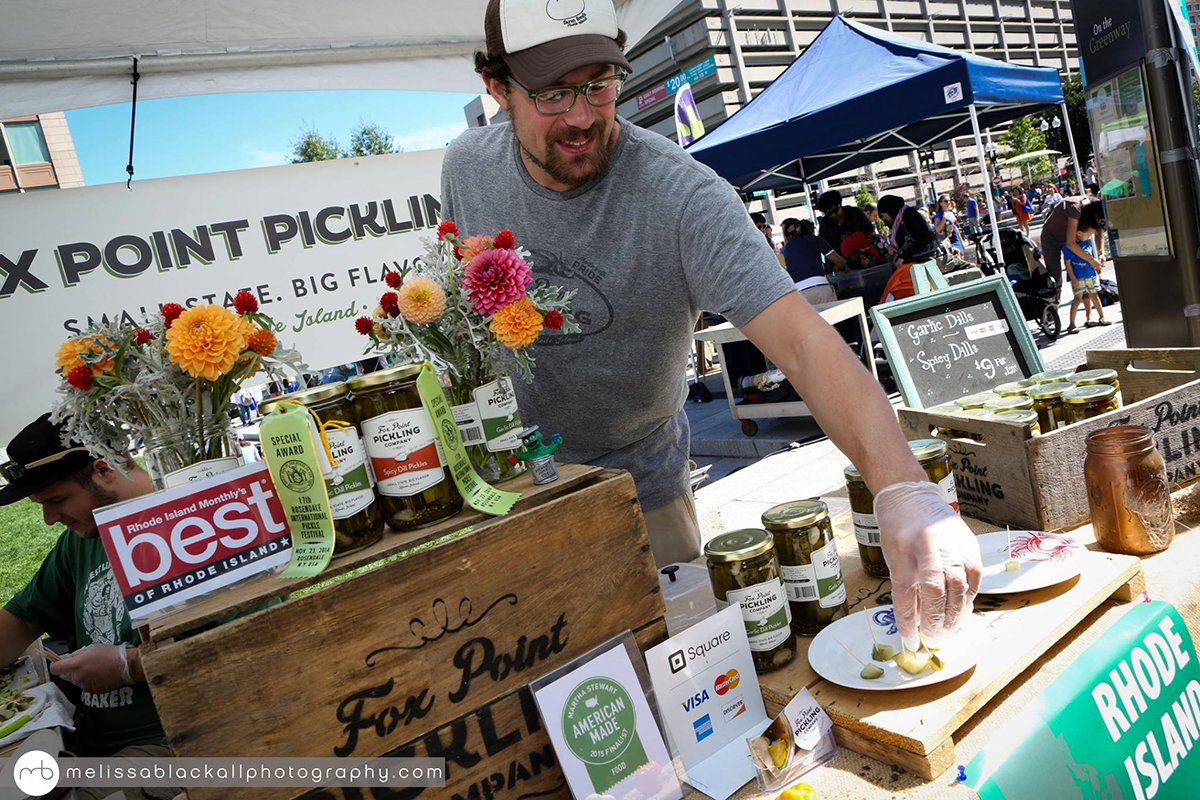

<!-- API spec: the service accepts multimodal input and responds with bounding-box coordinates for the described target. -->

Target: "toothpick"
[865,612,878,646]
[1006,526,1012,560]
[833,636,868,668]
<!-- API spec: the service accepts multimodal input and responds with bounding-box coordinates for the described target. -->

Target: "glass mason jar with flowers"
[355,221,578,483]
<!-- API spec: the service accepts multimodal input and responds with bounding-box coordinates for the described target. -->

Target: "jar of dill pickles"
[844,466,888,578]
[1069,368,1122,400]
[993,379,1037,396]
[983,395,1035,412]
[910,439,959,511]
[348,364,464,531]
[261,383,383,556]
[955,393,994,410]
[1031,368,1077,384]
[1027,381,1074,433]
[991,409,1040,435]
[762,500,847,635]
[705,529,795,673]
[1063,384,1120,425]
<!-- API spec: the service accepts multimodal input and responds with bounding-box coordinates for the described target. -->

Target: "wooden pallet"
[757,500,1144,780]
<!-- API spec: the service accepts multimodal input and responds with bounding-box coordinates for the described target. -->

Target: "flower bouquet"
[51,291,306,489]
[355,220,578,482]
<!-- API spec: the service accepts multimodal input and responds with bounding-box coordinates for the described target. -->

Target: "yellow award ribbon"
[415,364,521,516]
[260,402,337,577]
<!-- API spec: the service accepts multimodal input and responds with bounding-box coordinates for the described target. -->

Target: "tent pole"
[968,104,1005,266]
[1059,100,1085,194]
[801,163,816,223]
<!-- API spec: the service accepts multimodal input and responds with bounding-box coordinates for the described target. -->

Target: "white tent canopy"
[0,0,678,118]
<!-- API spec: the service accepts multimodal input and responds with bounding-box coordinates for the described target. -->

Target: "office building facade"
[0,111,85,194]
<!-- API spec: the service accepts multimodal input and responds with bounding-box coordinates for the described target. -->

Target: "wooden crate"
[140,466,665,800]
[898,348,1200,530]
[758,496,1145,780]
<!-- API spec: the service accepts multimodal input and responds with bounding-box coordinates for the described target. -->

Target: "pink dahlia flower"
[462,248,533,316]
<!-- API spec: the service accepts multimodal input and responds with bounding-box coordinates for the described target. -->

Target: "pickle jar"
[991,409,1041,436]
[261,383,384,556]
[910,439,959,511]
[1027,381,1073,433]
[1085,426,1175,555]
[983,394,1035,412]
[1069,368,1122,403]
[762,500,848,636]
[1031,367,1078,384]
[705,529,796,673]
[347,364,464,531]
[993,379,1037,397]
[954,392,994,410]
[843,466,887,578]
[1062,384,1120,425]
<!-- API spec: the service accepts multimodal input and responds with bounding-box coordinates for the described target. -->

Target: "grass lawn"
[0,498,61,602]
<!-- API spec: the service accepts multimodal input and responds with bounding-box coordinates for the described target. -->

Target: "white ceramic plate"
[977,530,1082,594]
[0,686,48,742]
[0,656,38,691]
[808,606,980,691]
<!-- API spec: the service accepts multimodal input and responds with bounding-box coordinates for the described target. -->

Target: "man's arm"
[0,609,44,668]
[740,292,925,493]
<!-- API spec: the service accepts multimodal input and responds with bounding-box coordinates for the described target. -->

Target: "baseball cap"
[0,414,95,505]
[485,0,632,91]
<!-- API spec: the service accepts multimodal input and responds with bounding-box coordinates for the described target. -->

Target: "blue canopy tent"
[686,15,1083,261]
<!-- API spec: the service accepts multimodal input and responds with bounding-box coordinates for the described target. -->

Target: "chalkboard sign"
[870,275,1045,408]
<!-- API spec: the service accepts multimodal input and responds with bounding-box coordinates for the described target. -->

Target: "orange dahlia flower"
[55,335,115,376]
[398,276,447,324]
[457,234,494,263]
[490,297,543,349]
[165,304,254,380]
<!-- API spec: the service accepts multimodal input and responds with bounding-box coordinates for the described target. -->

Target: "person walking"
[235,387,253,426]
[1010,189,1033,236]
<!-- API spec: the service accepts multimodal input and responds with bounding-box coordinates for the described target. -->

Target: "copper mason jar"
[1084,426,1175,555]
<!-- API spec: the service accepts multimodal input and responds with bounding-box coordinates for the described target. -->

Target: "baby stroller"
[968,227,1062,339]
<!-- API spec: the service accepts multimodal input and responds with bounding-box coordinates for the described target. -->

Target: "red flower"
[381,291,400,317]
[134,329,153,346]
[544,309,564,330]
[384,271,401,289]
[160,303,184,328]
[494,230,516,249]
[437,220,459,241]
[233,290,258,315]
[355,316,374,336]
[67,364,94,391]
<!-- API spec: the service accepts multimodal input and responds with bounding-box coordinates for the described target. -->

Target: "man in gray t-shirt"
[448,0,982,653]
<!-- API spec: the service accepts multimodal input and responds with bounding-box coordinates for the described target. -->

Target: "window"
[0,134,9,166]
[5,121,51,165]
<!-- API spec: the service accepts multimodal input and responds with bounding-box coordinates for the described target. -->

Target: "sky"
[65,89,480,186]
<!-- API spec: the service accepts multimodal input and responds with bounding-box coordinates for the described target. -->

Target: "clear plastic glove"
[875,481,982,650]
[50,643,133,693]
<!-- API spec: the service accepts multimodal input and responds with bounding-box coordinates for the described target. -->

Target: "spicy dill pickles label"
[723,579,791,651]
[324,428,375,519]
[473,377,524,453]
[360,408,446,497]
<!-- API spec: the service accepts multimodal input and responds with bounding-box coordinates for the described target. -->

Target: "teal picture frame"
[870,275,1046,408]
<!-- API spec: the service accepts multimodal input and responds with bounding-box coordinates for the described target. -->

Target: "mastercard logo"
[714,668,740,695]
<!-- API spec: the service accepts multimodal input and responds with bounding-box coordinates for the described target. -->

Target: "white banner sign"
[0,150,446,443]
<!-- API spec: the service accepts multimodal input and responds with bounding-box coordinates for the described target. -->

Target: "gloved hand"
[50,643,133,693]
[875,481,982,651]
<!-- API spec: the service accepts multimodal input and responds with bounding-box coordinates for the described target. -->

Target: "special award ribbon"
[561,676,649,793]
[260,402,337,577]
[415,364,521,516]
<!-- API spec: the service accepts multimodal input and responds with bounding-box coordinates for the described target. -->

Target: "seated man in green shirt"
[0,414,179,796]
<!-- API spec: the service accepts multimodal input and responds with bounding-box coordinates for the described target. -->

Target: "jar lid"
[954,393,995,409]
[925,404,960,415]
[984,395,1034,411]
[346,363,423,391]
[1027,381,1075,400]
[993,379,1037,396]
[991,409,1038,425]
[1031,368,1077,383]
[956,408,993,418]
[908,438,948,462]
[761,499,829,530]
[258,382,347,417]
[1063,384,1118,405]
[705,529,775,563]
[843,464,864,482]
[1070,368,1119,386]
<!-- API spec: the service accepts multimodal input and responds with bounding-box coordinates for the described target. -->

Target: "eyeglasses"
[0,446,89,483]
[508,72,628,115]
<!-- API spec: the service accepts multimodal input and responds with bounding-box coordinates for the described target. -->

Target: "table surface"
[677,490,1200,800]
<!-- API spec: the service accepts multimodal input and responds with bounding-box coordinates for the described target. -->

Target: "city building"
[465,0,1080,222]
[1188,2,1200,56]
[0,112,85,194]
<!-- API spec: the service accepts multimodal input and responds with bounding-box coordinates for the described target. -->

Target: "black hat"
[0,414,95,506]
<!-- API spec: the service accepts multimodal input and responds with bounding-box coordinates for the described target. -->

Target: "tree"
[291,128,345,163]
[854,184,876,209]
[998,116,1050,184]
[349,121,400,157]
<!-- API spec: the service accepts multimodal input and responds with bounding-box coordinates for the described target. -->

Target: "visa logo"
[681,689,710,712]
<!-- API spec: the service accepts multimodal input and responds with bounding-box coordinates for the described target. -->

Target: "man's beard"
[520,120,616,189]
[75,479,119,538]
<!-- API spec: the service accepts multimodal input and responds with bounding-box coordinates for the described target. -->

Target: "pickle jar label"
[852,511,881,547]
[812,539,847,608]
[474,377,524,453]
[360,408,446,497]
[938,472,960,512]
[451,402,487,447]
[779,563,819,603]
[324,428,375,519]
[723,579,792,652]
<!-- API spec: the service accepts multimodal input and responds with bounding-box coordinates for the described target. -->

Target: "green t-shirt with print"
[4,530,166,756]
